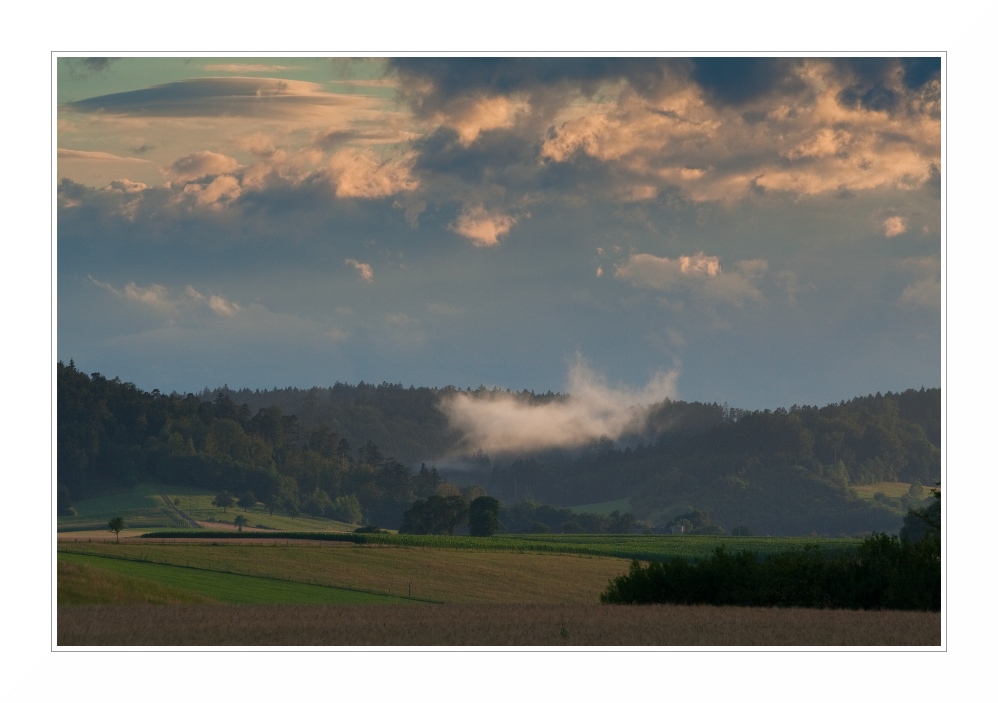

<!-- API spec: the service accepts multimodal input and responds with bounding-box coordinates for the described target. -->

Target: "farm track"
[57,603,942,647]
[160,494,200,529]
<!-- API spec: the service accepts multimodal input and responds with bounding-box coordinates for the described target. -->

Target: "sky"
[56,56,942,411]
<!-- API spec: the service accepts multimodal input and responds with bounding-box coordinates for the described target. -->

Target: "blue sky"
[57,56,941,410]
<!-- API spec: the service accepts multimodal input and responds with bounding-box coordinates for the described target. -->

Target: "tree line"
[58,360,939,535]
[601,491,942,610]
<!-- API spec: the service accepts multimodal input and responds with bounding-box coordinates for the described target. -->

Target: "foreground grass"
[58,560,219,605]
[59,542,632,604]
[59,552,408,605]
[57,603,941,646]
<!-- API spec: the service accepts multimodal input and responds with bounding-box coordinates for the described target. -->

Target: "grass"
[852,481,930,500]
[59,551,412,605]
[59,541,634,604]
[58,559,219,605]
[58,482,357,533]
[136,530,864,562]
[57,603,942,646]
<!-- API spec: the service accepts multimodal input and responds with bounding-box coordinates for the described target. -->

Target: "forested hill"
[58,361,940,535]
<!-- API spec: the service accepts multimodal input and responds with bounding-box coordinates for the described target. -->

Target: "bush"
[600,533,939,611]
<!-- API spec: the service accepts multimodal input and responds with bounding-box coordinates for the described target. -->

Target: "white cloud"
[181,174,242,208]
[344,259,374,282]
[440,355,679,454]
[883,215,908,237]
[614,252,721,289]
[328,148,418,198]
[57,148,150,164]
[208,294,241,317]
[538,59,939,203]
[89,277,242,319]
[448,204,518,246]
[122,282,173,313]
[615,252,767,306]
[167,151,240,182]
[433,94,531,145]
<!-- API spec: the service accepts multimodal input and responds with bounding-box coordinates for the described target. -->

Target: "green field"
[853,481,931,500]
[59,551,416,605]
[58,483,358,533]
[138,530,863,562]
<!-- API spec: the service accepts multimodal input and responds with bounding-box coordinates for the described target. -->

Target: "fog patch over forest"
[440,356,679,454]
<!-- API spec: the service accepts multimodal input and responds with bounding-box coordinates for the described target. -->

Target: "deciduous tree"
[107,516,125,543]
[212,490,235,513]
[468,496,502,536]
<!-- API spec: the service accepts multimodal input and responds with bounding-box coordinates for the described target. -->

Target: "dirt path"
[161,494,200,528]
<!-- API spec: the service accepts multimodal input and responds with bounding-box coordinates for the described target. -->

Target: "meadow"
[58,483,356,533]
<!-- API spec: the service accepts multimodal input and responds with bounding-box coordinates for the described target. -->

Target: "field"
[58,540,632,604]
[56,533,941,646]
[57,603,940,647]
[58,483,357,533]
[59,552,410,605]
[853,481,932,501]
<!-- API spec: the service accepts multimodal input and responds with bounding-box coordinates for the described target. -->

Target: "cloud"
[166,151,240,182]
[58,148,150,164]
[203,64,298,73]
[614,252,766,306]
[898,256,940,310]
[328,148,418,198]
[899,278,940,310]
[64,77,382,121]
[883,215,908,237]
[344,258,374,282]
[448,203,518,246]
[88,277,242,319]
[536,57,938,203]
[180,174,242,208]
[103,179,148,193]
[429,94,531,145]
[614,252,720,289]
[439,355,679,454]
[208,294,241,316]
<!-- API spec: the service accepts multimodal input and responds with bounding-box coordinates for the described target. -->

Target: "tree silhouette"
[107,516,125,543]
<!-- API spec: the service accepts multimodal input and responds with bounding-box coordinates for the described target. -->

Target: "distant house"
[669,524,685,535]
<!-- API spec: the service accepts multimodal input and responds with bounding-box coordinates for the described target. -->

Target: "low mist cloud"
[440,356,678,454]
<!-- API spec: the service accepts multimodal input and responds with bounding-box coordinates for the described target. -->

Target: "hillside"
[57,361,940,535]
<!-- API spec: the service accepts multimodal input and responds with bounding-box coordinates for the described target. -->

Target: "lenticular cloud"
[440,356,678,454]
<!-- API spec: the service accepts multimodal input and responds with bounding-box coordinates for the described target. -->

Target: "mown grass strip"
[58,551,428,605]
[141,530,862,561]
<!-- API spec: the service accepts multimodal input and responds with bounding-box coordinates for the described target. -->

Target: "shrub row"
[600,533,940,611]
